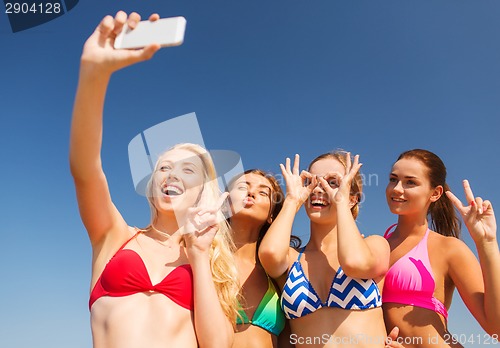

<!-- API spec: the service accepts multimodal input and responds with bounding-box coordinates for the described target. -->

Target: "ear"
[267,214,273,224]
[430,185,444,203]
[348,194,359,209]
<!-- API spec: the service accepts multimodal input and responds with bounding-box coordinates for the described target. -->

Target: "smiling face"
[229,173,273,224]
[305,157,347,222]
[149,148,206,217]
[386,158,441,217]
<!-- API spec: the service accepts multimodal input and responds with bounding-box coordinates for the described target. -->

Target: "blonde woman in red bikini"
[70,11,239,348]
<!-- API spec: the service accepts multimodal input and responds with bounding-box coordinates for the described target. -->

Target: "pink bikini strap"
[383,223,398,239]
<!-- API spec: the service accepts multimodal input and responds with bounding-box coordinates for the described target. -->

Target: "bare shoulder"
[95,225,138,260]
[288,246,300,262]
[428,230,470,259]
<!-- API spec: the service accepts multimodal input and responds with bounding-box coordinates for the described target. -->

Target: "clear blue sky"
[1,1,499,347]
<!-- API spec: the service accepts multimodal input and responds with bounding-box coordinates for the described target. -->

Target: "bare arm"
[69,12,159,249]
[183,198,234,347]
[446,180,500,335]
[190,253,233,347]
[320,154,389,278]
[259,155,314,278]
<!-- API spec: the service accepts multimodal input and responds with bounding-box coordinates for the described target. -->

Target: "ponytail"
[428,183,461,238]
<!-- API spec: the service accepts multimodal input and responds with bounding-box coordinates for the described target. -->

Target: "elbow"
[340,256,388,279]
[484,322,500,338]
[258,247,287,279]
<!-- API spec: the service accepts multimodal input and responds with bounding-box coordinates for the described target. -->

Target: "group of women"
[70,11,500,348]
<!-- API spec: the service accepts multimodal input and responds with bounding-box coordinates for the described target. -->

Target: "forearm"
[259,198,298,277]
[336,203,379,278]
[476,239,500,334]
[69,64,111,179]
[191,254,233,348]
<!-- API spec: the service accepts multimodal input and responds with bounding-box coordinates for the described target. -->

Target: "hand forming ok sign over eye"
[280,154,316,212]
[317,153,362,207]
[446,180,497,244]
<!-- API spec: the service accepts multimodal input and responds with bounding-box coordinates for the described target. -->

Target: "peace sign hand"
[280,154,316,212]
[446,180,497,244]
[183,192,229,256]
[317,153,362,206]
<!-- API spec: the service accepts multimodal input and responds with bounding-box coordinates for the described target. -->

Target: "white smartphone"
[114,16,186,49]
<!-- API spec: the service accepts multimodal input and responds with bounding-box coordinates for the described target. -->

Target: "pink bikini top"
[382,224,448,320]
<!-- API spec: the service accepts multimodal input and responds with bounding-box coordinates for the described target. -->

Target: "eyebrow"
[159,160,200,168]
[390,173,418,179]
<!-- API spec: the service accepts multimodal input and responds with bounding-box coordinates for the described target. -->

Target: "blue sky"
[1,1,500,347]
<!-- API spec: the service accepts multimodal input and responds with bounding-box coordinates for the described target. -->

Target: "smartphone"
[114,16,187,49]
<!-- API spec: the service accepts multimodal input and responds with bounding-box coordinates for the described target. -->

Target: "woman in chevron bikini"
[259,151,402,348]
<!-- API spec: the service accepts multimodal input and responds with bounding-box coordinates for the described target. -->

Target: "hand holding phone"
[114,16,186,49]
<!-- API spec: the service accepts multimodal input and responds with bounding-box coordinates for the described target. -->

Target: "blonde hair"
[145,143,240,325]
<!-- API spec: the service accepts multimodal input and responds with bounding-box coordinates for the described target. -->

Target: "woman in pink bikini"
[70,11,239,348]
[383,149,500,347]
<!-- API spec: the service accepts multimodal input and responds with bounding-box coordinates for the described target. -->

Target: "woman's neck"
[394,214,429,238]
[153,212,181,235]
[231,218,262,261]
[308,221,338,252]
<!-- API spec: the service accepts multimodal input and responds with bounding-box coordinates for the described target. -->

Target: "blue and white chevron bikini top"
[280,247,382,319]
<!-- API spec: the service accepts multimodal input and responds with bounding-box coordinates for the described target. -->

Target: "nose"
[167,167,180,180]
[312,178,325,193]
[392,180,404,194]
[246,187,256,198]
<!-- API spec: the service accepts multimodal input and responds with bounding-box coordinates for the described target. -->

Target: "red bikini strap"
[116,229,142,251]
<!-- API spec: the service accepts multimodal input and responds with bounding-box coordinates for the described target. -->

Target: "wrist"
[186,250,211,266]
[284,196,303,212]
[475,238,499,253]
[79,59,114,80]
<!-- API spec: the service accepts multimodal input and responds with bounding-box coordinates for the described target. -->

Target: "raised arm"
[446,180,500,336]
[318,154,389,279]
[259,154,315,278]
[183,193,235,348]
[69,12,160,248]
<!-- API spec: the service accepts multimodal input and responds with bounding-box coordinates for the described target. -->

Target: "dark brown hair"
[308,150,363,220]
[396,149,460,238]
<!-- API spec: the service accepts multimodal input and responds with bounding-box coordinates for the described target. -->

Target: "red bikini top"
[89,232,194,311]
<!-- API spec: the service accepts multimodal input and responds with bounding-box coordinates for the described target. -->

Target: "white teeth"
[162,185,183,195]
[392,198,405,202]
[311,199,328,206]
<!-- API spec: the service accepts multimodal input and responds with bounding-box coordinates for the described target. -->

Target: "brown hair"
[308,150,363,219]
[396,149,460,238]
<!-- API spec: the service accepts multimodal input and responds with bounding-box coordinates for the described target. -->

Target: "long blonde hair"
[145,143,240,324]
